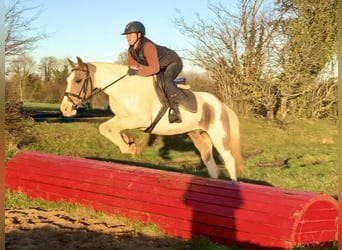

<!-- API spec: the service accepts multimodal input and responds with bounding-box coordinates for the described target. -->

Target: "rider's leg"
[163,59,183,123]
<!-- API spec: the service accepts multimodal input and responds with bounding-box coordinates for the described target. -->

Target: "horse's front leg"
[99,118,141,155]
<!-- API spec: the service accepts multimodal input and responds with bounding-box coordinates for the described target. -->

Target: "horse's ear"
[67,58,75,67]
[76,56,83,66]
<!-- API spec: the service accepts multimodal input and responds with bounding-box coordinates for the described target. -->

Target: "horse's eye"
[75,78,82,83]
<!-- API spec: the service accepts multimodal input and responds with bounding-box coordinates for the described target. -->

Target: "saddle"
[144,76,198,133]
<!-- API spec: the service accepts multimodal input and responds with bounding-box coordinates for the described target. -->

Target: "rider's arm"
[137,42,160,76]
[128,51,139,69]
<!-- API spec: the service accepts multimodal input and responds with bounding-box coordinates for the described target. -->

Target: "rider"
[122,21,182,123]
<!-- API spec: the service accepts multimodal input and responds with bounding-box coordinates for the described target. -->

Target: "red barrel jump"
[5,151,338,249]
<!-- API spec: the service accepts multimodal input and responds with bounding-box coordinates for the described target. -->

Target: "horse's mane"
[90,62,128,76]
[91,62,126,68]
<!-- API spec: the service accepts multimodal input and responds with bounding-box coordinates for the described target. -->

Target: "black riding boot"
[168,94,182,123]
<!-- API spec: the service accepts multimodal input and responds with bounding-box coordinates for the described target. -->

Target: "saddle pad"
[154,78,197,113]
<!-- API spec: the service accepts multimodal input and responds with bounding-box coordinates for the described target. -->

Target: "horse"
[60,56,244,181]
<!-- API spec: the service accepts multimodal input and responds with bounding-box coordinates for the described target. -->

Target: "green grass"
[6,189,88,213]
[23,102,60,111]
[238,116,338,194]
[14,114,338,195]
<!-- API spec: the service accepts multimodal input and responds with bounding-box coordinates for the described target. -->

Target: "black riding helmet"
[121,21,145,36]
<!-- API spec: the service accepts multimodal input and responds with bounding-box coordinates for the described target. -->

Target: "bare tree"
[5,0,46,150]
[175,0,283,117]
[38,56,58,83]
[175,0,337,120]
[5,0,46,58]
[115,51,128,65]
[8,55,36,101]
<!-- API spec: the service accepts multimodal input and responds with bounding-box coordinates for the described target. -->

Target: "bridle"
[64,63,94,111]
[64,63,127,111]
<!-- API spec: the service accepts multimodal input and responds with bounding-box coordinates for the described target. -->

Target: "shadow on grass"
[85,155,275,187]
[86,155,203,176]
[86,133,274,186]
[28,108,114,123]
[148,134,200,160]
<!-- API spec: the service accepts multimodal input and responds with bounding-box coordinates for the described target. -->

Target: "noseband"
[64,63,94,110]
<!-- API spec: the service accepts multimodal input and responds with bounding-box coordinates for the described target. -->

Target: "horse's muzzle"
[60,98,78,117]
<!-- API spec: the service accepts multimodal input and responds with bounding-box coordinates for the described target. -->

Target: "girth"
[144,76,197,133]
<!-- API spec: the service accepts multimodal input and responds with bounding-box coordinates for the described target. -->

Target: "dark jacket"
[128,37,180,76]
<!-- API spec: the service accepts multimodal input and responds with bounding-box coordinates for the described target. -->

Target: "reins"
[64,63,127,109]
[86,73,128,101]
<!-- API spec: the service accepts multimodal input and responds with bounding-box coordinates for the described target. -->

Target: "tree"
[5,0,46,59]
[175,0,337,120]
[175,0,283,117]
[115,51,128,65]
[52,64,69,85]
[38,56,58,83]
[276,0,338,119]
[5,0,45,150]
[8,54,36,101]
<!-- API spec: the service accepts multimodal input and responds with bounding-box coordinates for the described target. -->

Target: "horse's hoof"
[122,133,135,145]
[129,144,142,155]
[135,146,142,155]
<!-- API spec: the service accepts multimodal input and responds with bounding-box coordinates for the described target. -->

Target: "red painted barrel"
[5,151,338,249]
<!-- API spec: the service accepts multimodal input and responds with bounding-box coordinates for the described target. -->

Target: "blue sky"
[14,0,238,71]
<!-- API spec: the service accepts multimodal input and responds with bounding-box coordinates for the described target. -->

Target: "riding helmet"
[121,21,145,36]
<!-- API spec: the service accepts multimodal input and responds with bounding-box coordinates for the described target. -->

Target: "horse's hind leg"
[218,148,237,181]
[206,119,237,181]
[187,130,219,178]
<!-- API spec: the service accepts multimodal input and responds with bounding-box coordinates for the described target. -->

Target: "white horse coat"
[61,57,244,180]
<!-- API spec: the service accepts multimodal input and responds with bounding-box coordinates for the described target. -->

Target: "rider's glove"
[127,68,138,76]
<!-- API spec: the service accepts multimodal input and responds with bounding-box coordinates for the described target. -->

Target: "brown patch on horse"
[187,131,211,163]
[199,102,215,130]
[220,105,230,152]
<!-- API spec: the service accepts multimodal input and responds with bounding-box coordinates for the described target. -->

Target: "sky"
[15,0,238,71]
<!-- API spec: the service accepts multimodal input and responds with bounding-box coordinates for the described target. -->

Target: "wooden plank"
[299,208,338,220]
[295,230,338,244]
[7,176,297,242]
[6,154,316,210]
[6,164,304,221]
[6,156,316,217]
[6,170,299,230]
[6,151,317,201]
[295,220,337,232]
[5,151,339,249]
[6,174,295,234]
[4,158,334,236]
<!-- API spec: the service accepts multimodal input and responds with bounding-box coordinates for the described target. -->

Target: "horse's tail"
[225,105,245,176]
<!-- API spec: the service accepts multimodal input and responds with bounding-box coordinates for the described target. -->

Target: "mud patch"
[5,208,191,250]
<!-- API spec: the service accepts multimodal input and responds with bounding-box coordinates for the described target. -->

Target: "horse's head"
[60,56,94,117]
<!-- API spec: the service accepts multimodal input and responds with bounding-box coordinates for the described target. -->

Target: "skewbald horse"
[60,57,244,181]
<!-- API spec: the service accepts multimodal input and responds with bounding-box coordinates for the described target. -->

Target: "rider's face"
[126,33,141,47]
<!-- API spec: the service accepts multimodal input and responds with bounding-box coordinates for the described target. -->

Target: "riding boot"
[168,94,182,123]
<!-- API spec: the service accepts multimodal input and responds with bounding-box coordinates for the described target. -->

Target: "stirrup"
[168,108,182,123]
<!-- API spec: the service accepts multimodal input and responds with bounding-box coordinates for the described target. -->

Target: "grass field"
[5,103,339,249]
[14,102,338,195]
